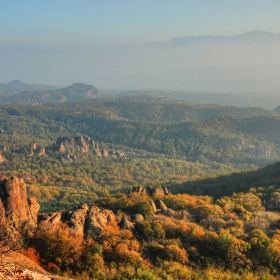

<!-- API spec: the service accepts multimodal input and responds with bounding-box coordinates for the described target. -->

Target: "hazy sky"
[1,1,280,88]
[1,0,280,47]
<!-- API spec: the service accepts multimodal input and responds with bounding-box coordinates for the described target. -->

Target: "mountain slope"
[170,159,280,199]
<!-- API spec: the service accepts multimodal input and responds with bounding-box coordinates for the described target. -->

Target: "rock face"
[38,204,116,237]
[0,176,40,228]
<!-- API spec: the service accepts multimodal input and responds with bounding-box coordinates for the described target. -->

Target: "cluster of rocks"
[56,135,125,160]
[38,197,177,234]
[0,176,177,239]
[18,142,46,157]
[128,186,171,196]
[38,204,116,237]
[0,176,179,279]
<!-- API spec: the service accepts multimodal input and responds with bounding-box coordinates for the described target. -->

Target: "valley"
[1,82,280,279]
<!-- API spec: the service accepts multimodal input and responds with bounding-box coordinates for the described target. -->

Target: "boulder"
[130,214,144,224]
[62,207,88,235]
[119,216,135,231]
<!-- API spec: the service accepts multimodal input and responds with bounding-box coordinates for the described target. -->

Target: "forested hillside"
[116,89,280,110]
[91,97,278,122]
[1,89,280,279]
[170,160,280,201]
[0,98,279,212]
[0,101,279,166]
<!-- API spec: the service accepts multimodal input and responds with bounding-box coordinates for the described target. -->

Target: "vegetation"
[20,190,280,279]
[1,92,280,278]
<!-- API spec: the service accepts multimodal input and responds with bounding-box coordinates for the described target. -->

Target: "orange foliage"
[193,230,205,239]
[180,223,190,232]
[20,247,42,265]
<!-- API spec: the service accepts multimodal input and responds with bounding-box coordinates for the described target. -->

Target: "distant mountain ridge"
[0,80,59,95]
[3,31,280,92]
[0,83,99,105]
[167,30,280,45]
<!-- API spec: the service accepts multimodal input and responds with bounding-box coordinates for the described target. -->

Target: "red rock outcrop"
[0,153,5,163]
[0,176,40,228]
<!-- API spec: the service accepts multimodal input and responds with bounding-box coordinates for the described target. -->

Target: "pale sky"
[1,0,280,47]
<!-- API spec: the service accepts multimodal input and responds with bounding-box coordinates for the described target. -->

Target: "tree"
[164,245,188,264]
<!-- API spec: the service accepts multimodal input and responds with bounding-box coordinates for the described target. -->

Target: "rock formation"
[130,214,145,223]
[19,142,46,157]
[129,186,171,196]
[0,176,40,228]
[38,204,116,237]
[0,145,10,152]
[56,135,125,159]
